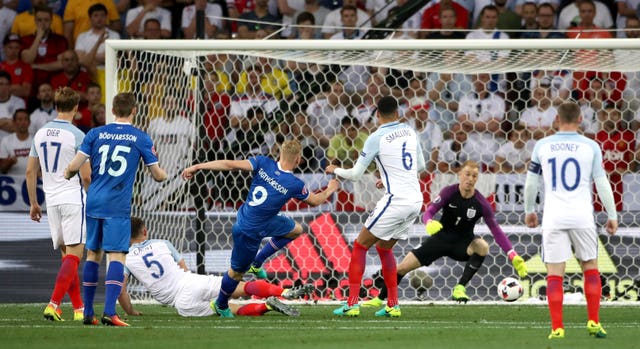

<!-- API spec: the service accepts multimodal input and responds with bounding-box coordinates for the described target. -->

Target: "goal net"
[105,39,640,303]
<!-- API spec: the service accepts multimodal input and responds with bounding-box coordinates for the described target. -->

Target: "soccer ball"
[497,277,523,302]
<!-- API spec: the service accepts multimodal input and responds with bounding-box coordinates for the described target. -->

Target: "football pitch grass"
[1,303,638,349]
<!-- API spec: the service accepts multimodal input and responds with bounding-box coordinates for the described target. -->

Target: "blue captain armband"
[528,161,541,174]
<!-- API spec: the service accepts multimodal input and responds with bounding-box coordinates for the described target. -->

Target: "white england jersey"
[529,131,605,230]
[29,120,86,206]
[356,121,423,203]
[125,239,187,306]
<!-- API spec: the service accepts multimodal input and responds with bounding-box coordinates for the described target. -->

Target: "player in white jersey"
[328,96,425,318]
[118,217,312,317]
[524,102,617,340]
[26,87,91,322]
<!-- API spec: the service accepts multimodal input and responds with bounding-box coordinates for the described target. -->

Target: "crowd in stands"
[0,0,639,210]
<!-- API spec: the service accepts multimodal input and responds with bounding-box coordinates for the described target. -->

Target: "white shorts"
[47,204,86,249]
[364,195,422,241]
[542,228,598,264]
[174,273,222,317]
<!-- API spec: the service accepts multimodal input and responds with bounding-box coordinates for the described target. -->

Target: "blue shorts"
[229,214,295,272]
[86,216,131,253]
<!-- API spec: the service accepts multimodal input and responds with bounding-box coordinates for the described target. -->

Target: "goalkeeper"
[364,160,527,305]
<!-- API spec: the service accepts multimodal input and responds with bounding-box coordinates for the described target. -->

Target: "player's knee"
[470,239,489,256]
[228,269,244,280]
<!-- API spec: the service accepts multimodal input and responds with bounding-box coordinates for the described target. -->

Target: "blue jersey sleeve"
[138,132,159,166]
[78,128,96,157]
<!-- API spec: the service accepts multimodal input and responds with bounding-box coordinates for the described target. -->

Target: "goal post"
[105,39,640,303]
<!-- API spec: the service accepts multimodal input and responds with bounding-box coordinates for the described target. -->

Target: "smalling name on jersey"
[258,168,288,195]
[99,132,138,142]
[385,129,412,143]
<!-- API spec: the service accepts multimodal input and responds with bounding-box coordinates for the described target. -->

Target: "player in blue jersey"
[362,160,527,307]
[328,96,425,318]
[181,139,340,317]
[26,87,91,322]
[524,102,617,339]
[64,92,167,326]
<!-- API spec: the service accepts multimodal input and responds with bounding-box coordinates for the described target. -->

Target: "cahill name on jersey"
[529,132,605,229]
[79,122,159,218]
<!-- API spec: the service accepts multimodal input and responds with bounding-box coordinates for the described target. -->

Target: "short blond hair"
[460,160,480,171]
[54,87,80,112]
[280,139,302,161]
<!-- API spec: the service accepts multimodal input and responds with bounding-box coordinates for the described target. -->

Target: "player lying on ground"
[364,160,527,306]
[117,217,313,317]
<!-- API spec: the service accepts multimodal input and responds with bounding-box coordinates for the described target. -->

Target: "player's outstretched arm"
[118,275,142,316]
[25,157,42,222]
[148,164,167,182]
[64,152,89,180]
[304,179,340,207]
[182,160,253,180]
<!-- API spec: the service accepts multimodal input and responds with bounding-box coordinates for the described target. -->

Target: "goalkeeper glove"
[511,255,528,279]
[425,220,443,236]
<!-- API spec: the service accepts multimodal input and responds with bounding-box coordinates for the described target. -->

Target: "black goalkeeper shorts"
[411,235,480,266]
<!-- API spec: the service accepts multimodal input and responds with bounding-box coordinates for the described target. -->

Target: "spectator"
[306,80,349,147]
[321,0,370,39]
[493,0,521,32]
[529,70,572,105]
[0,70,26,140]
[0,108,31,175]
[279,0,307,38]
[126,0,171,39]
[465,5,509,64]
[0,3,16,60]
[437,121,485,173]
[289,11,319,39]
[426,72,471,133]
[290,0,330,39]
[519,1,538,33]
[595,106,634,212]
[50,50,92,103]
[493,123,533,173]
[64,0,120,46]
[227,61,279,151]
[576,72,627,111]
[558,0,613,30]
[351,72,388,131]
[329,5,369,95]
[235,57,292,100]
[11,0,63,37]
[383,2,424,38]
[566,0,612,39]
[141,16,163,39]
[520,2,565,38]
[199,67,231,158]
[619,16,640,118]
[456,72,505,164]
[21,5,68,100]
[28,82,57,135]
[420,0,469,35]
[326,116,368,168]
[181,0,223,39]
[75,3,120,81]
[514,0,559,15]
[76,82,102,133]
[519,86,557,140]
[405,100,443,172]
[422,5,467,39]
[236,0,281,39]
[90,103,106,128]
[615,0,640,37]
[0,34,33,101]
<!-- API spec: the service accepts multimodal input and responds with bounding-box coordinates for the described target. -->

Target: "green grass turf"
[1,303,638,349]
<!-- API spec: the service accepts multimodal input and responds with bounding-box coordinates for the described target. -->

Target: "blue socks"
[217,273,240,310]
[82,261,99,317]
[104,261,125,316]
[252,236,293,268]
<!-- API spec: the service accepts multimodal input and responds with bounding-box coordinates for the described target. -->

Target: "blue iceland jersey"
[236,156,310,232]
[79,122,159,218]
